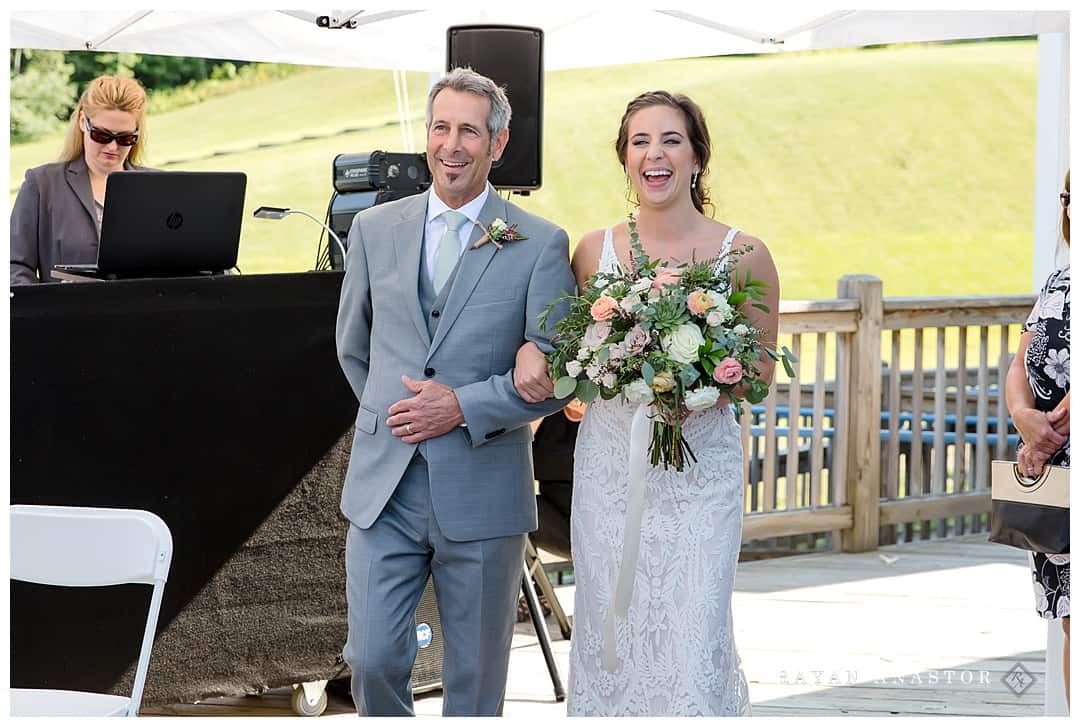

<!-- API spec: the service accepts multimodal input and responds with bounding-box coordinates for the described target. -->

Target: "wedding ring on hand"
[406,423,414,434]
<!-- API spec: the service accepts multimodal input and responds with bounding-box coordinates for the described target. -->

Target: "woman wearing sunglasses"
[11,75,149,285]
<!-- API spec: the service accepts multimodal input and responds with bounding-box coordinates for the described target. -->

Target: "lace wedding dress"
[567,227,752,716]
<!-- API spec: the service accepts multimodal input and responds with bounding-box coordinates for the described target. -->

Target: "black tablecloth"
[10,272,357,705]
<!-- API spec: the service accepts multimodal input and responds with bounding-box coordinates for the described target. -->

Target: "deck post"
[838,275,883,552]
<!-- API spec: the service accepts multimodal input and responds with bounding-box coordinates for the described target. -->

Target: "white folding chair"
[10,505,173,717]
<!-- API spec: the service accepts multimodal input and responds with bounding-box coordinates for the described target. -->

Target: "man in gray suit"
[335,67,574,716]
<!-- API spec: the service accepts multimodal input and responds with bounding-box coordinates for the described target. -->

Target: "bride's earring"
[691,170,699,189]
[624,172,638,210]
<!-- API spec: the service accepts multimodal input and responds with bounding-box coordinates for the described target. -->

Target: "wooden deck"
[143,535,1052,717]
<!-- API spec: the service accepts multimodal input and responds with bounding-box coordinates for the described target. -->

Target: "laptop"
[53,171,247,280]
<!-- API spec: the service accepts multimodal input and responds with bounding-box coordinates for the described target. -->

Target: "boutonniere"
[472,217,527,250]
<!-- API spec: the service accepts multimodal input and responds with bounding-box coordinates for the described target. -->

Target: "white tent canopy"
[9,9,1067,70]
[9,8,1070,289]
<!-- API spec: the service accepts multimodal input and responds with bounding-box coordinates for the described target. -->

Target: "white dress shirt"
[423,185,490,287]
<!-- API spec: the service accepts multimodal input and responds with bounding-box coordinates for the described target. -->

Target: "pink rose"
[652,267,682,290]
[713,357,743,385]
[590,295,618,321]
[687,289,712,316]
[623,324,650,355]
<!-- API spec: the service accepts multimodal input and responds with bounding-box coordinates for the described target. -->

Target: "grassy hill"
[10,40,1041,299]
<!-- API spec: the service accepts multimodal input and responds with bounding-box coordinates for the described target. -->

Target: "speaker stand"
[521,564,566,702]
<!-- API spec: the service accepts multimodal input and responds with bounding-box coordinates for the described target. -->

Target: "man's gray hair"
[425,67,512,145]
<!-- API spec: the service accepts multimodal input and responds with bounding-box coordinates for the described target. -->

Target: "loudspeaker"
[447,25,543,191]
[412,577,444,693]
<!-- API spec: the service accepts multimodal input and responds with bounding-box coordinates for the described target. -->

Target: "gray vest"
[418,233,462,338]
[416,233,462,459]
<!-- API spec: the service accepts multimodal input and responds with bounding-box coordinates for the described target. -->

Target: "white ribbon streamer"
[603,402,651,672]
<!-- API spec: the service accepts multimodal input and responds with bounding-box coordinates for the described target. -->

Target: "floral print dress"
[1022,264,1070,619]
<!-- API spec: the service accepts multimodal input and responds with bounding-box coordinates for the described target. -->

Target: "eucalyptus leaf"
[597,346,610,364]
[576,379,600,403]
[642,360,655,385]
[782,356,796,378]
[554,376,578,399]
[782,345,799,363]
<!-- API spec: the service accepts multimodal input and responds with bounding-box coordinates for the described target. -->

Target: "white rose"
[620,296,639,314]
[583,320,612,350]
[684,386,721,412]
[601,372,617,388]
[733,323,749,337]
[608,341,626,361]
[577,346,591,361]
[489,218,507,237]
[631,277,653,294]
[661,324,706,364]
[706,311,724,328]
[586,363,603,383]
[710,293,733,318]
[624,378,654,405]
[565,360,583,377]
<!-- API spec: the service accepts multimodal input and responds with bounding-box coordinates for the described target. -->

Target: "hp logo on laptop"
[165,212,184,230]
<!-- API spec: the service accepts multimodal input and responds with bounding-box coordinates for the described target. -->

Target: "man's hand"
[387,375,465,444]
[513,341,555,403]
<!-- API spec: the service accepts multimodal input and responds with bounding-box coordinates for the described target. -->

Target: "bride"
[513,90,780,716]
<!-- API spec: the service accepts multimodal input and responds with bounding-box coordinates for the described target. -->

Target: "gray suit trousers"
[344,453,526,716]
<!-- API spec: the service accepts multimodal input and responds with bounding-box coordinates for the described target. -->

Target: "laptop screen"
[96,171,247,275]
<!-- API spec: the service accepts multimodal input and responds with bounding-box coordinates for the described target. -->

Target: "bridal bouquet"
[540,216,796,471]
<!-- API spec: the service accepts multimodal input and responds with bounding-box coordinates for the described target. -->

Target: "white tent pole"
[392,70,410,152]
[401,71,414,153]
[1032,32,1069,294]
[86,11,154,50]
[655,10,772,44]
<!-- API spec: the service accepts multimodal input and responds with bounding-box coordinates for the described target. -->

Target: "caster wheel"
[291,685,328,717]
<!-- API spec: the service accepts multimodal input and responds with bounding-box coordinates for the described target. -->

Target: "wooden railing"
[740,274,1035,554]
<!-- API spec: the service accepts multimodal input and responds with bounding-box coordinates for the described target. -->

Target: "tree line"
[10,50,254,143]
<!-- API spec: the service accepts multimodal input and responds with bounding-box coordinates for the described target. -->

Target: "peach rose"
[590,295,618,321]
[713,357,744,385]
[687,289,712,316]
[652,267,682,290]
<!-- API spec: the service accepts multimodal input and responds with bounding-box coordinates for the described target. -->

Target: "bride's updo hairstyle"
[615,90,713,216]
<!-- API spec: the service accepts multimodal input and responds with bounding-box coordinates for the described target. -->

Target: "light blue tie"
[434,210,468,292]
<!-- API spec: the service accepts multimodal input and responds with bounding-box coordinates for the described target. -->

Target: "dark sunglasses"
[84,117,139,147]
[1061,191,1070,208]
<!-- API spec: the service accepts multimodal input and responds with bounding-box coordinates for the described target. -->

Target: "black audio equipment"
[447,25,544,191]
[333,151,432,194]
[327,189,426,270]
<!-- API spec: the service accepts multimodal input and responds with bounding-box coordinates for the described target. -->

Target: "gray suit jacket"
[335,187,575,541]
[11,157,101,285]
[9,157,148,285]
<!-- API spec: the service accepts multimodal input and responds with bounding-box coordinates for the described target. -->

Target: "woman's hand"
[1047,392,1070,436]
[513,341,554,403]
[1012,407,1067,477]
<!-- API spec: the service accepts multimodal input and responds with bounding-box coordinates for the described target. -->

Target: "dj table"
[9,272,359,706]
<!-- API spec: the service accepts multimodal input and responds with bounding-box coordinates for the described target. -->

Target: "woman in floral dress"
[1005,169,1070,707]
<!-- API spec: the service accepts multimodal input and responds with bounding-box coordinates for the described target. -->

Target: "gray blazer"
[335,188,575,541]
[10,157,145,285]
